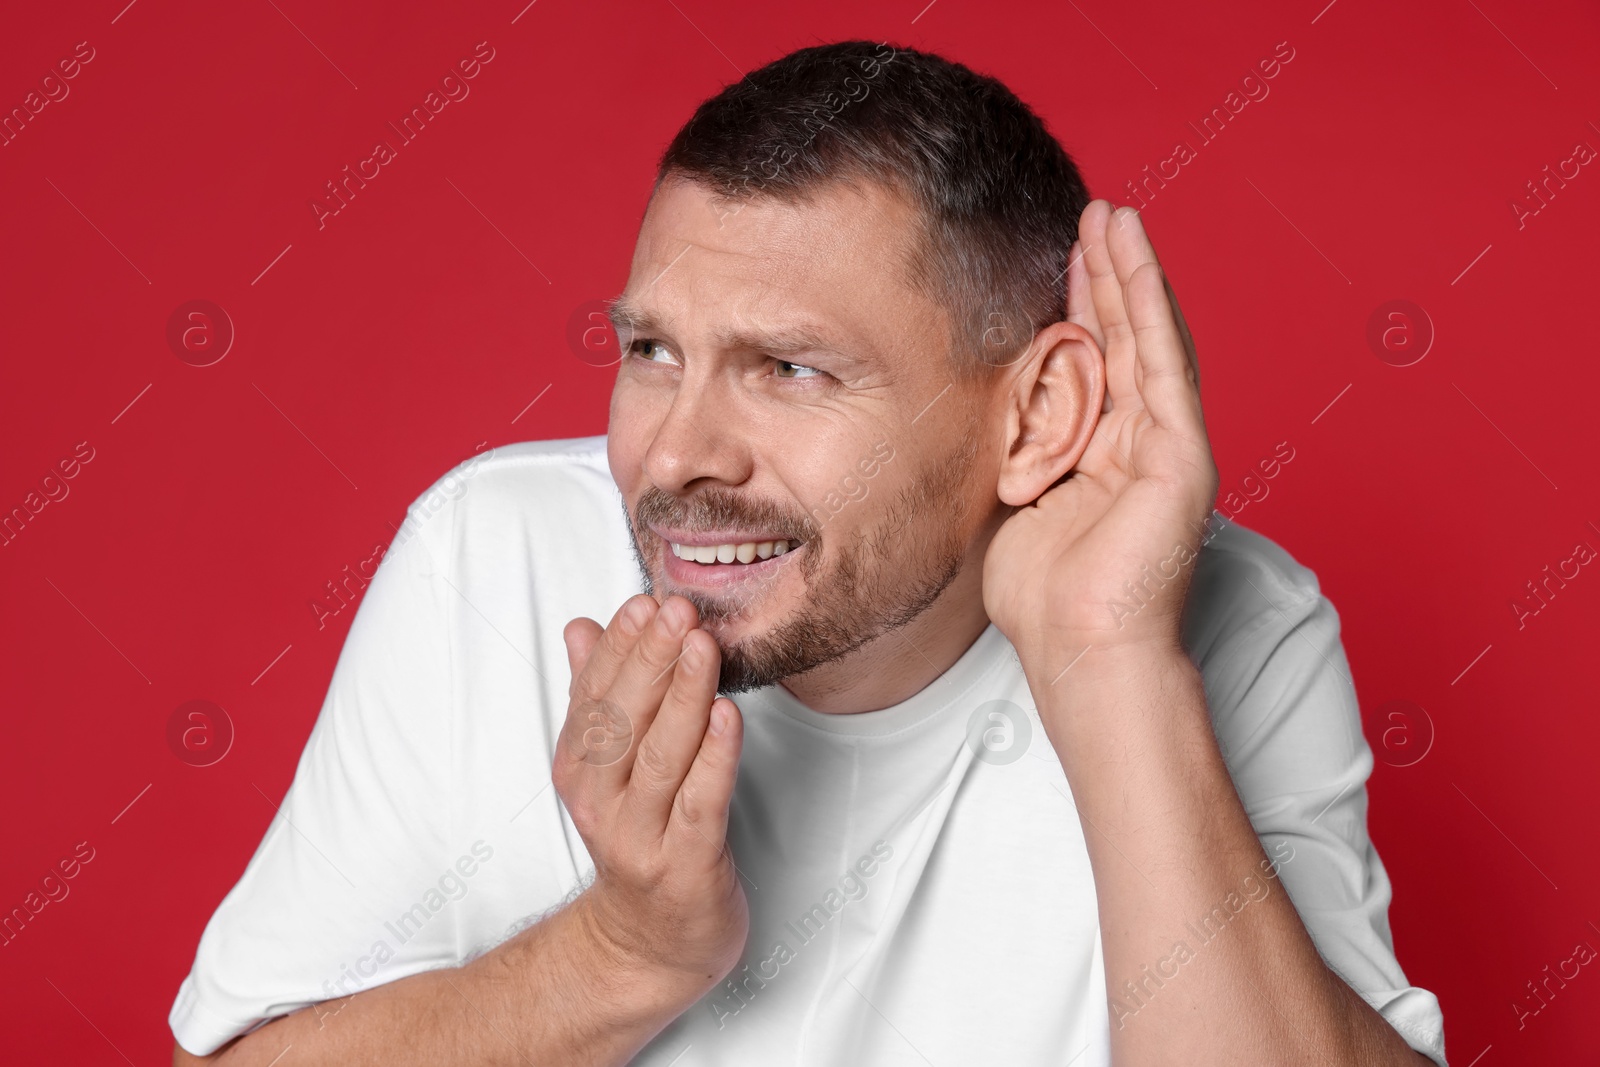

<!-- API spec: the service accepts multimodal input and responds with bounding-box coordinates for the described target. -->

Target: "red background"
[3,0,1597,1062]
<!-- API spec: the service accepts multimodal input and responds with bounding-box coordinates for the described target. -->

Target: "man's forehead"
[614,178,933,362]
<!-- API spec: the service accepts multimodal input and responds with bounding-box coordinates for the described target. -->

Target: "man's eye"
[628,338,677,364]
[774,359,824,380]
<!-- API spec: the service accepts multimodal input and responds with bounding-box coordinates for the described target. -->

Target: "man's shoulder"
[1183,516,1328,662]
[392,433,624,558]
[419,432,615,508]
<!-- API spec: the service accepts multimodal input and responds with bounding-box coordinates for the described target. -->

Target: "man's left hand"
[982,200,1219,674]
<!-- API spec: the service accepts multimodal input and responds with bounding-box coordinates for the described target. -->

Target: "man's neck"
[776,564,993,715]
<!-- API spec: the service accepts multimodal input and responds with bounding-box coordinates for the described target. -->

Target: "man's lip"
[647,524,805,547]
[659,537,805,589]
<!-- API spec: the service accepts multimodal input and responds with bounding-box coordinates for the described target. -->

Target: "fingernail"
[621,597,650,633]
[655,599,686,635]
[709,701,727,736]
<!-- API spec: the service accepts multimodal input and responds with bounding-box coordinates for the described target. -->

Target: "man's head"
[606,40,1103,695]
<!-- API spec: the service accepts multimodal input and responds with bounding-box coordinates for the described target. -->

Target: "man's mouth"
[668,538,799,566]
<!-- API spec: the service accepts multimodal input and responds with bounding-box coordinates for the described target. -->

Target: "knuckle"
[674,779,707,823]
[631,739,676,788]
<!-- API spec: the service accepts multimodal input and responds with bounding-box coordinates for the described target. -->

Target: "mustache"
[632,485,817,543]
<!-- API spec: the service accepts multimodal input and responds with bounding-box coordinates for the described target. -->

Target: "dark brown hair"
[654,39,1091,374]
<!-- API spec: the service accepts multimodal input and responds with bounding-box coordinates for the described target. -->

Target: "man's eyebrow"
[606,297,867,364]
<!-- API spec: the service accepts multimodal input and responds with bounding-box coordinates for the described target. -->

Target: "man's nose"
[641,380,752,493]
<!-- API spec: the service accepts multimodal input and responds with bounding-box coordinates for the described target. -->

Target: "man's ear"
[994,321,1105,507]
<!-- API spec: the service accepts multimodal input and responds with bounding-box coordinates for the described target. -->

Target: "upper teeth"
[671,539,795,564]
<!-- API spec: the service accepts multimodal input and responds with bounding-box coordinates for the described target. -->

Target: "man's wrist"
[1020,633,1198,704]
[566,888,714,1014]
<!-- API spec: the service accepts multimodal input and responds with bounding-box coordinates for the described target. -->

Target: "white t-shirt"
[169,434,1448,1066]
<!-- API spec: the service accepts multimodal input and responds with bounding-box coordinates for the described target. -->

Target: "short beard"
[623,428,981,695]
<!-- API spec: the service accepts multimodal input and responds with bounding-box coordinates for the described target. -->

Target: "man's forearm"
[1027,645,1429,1066]
[174,890,703,1067]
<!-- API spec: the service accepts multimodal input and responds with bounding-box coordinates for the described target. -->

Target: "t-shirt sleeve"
[168,497,460,1055]
[1199,549,1449,1067]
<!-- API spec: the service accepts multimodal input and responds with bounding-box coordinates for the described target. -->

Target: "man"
[170,40,1447,1066]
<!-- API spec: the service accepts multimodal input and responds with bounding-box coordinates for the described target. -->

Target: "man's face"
[606,175,1002,695]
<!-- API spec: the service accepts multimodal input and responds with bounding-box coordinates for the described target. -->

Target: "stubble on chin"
[619,425,981,695]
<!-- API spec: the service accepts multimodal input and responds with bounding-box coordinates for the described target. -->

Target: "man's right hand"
[557,593,749,1003]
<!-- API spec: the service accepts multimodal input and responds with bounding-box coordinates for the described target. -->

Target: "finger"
[1064,240,1105,355]
[618,627,721,839]
[567,595,657,704]
[1163,272,1201,395]
[1110,212,1200,393]
[1078,200,1140,407]
[1105,206,1202,429]
[589,595,699,788]
[563,617,603,701]
[556,595,657,776]
[1126,255,1207,439]
[666,695,743,857]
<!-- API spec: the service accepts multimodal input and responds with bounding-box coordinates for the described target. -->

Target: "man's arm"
[173,888,699,1067]
[981,200,1437,1064]
[1026,645,1434,1065]
[175,592,749,1067]
[172,892,683,1066]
